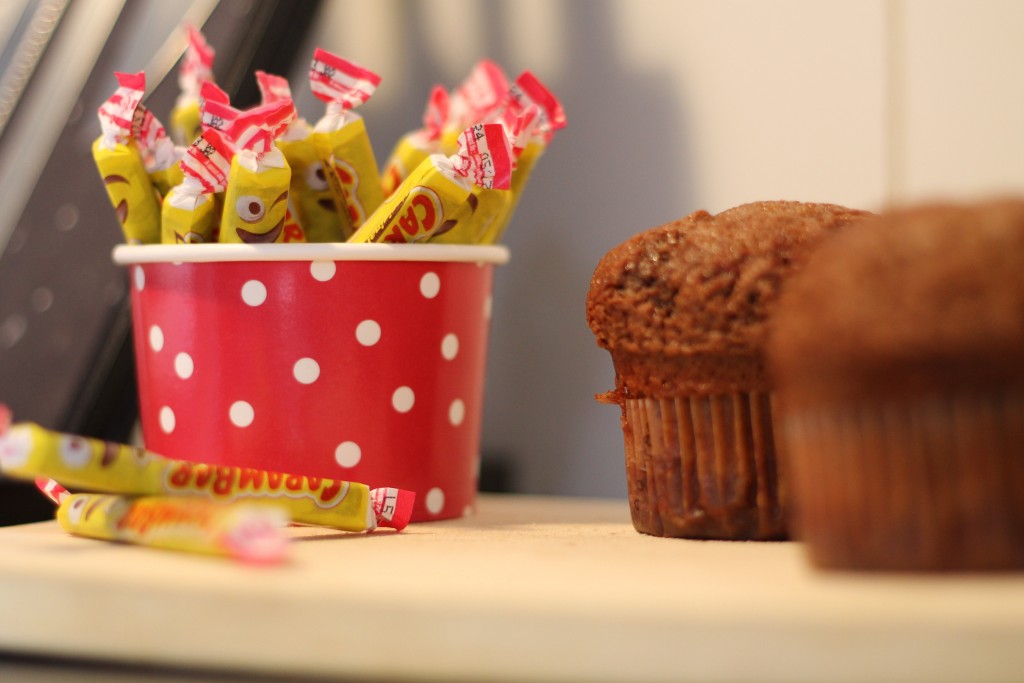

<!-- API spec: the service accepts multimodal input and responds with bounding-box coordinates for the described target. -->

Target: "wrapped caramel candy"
[309,49,383,234]
[349,123,512,244]
[0,423,414,532]
[92,71,161,244]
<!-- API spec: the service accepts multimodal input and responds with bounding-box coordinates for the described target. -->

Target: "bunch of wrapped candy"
[0,412,415,564]
[94,27,566,246]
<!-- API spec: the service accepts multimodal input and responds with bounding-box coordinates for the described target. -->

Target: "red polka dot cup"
[113,243,508,521]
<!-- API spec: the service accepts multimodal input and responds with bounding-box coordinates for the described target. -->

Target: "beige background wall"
[288,0,1024,498]
[4,0,1019,499]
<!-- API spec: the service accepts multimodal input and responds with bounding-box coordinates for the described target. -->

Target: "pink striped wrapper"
[309,49,380,111]
[447,60,508,131]
[456,123,512,191]
[505,71,566,144]
[180,128,232,194]
[422,84,450,141]
[178,24,215,94]
[198,80,231,132]
[98,71,145,144]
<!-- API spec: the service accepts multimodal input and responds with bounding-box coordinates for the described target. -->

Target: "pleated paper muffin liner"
[783,390,1024,571]
[622,392,787,540]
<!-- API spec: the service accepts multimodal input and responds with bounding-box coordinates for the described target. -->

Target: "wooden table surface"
[1,493,1023,682]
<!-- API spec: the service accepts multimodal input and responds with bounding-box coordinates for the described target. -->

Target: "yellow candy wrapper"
[428,111,536,246]
[257,70,346,242]
[170,24,215,145]
[162,186,215,244]
[429,185,509,245]
[431,105,541,245]
[206,99,294,244]
[93,71,161,244]
[349,123,512,244]
[278,134,343,241]
[150,161,185,199]
[219,149,291,244]
[0,422,415,532]
[380,84,449,199]
[57,493,290,564]
[93,139,162,245]
[170,103,201,148]
[478,140,543,244]
[309,49,384,233]
[380,135,428,202]
[312,118,381,229]
[161,128,232,243]
[133,103,184,198]
[348,156,465,243]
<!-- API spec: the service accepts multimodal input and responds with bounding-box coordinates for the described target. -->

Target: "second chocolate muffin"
[587,200,869,539]
[769,198,1024,570]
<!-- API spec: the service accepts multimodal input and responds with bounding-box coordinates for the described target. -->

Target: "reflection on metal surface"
[142,0,219,95]
[0,0,126,254]
[0,0,68,140]
[0,0,224,254]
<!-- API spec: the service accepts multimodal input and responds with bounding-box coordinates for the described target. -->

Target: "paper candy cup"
[113,243,509,521]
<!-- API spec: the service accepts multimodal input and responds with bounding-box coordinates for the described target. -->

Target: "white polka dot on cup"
[335,441,361,468]
[241,280,267,306]
[356,319,381,346]
[449,399,465,426]
[425,487,445,515]
[159,406,175,433]
[134,266,145,291]
[174,352,194,379]
[441,333,459,360]
[148,325,164,352]
[293,357,320,384]
[419,272,440,299]
[230,401,255,427]
[310,261,336,282]
[392,386,415,413]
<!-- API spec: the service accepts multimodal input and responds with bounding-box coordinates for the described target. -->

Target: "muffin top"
[768,198,1024,405]
[587,201,870,357]
[586,201,869,397]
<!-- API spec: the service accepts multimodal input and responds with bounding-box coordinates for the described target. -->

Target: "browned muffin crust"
[587,201,871,397]
[769,198,1024,406]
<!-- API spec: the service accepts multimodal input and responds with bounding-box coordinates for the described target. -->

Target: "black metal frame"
[0,0,321,525]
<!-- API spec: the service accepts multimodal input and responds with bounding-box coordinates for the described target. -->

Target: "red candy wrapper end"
[309,48,381,111]
[513,71,567,138]
[35,477,71,506]
[371,488,416,531]
[457,124,513,191]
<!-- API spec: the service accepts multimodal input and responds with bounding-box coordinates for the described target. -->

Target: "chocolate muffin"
[769,198,1024,571]
[587,201,869,540]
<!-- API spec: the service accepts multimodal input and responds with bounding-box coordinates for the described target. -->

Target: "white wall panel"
[298,0,889,497]
[894,0,1024,203]
[613,0,888,214]
[280,0,1023,499]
